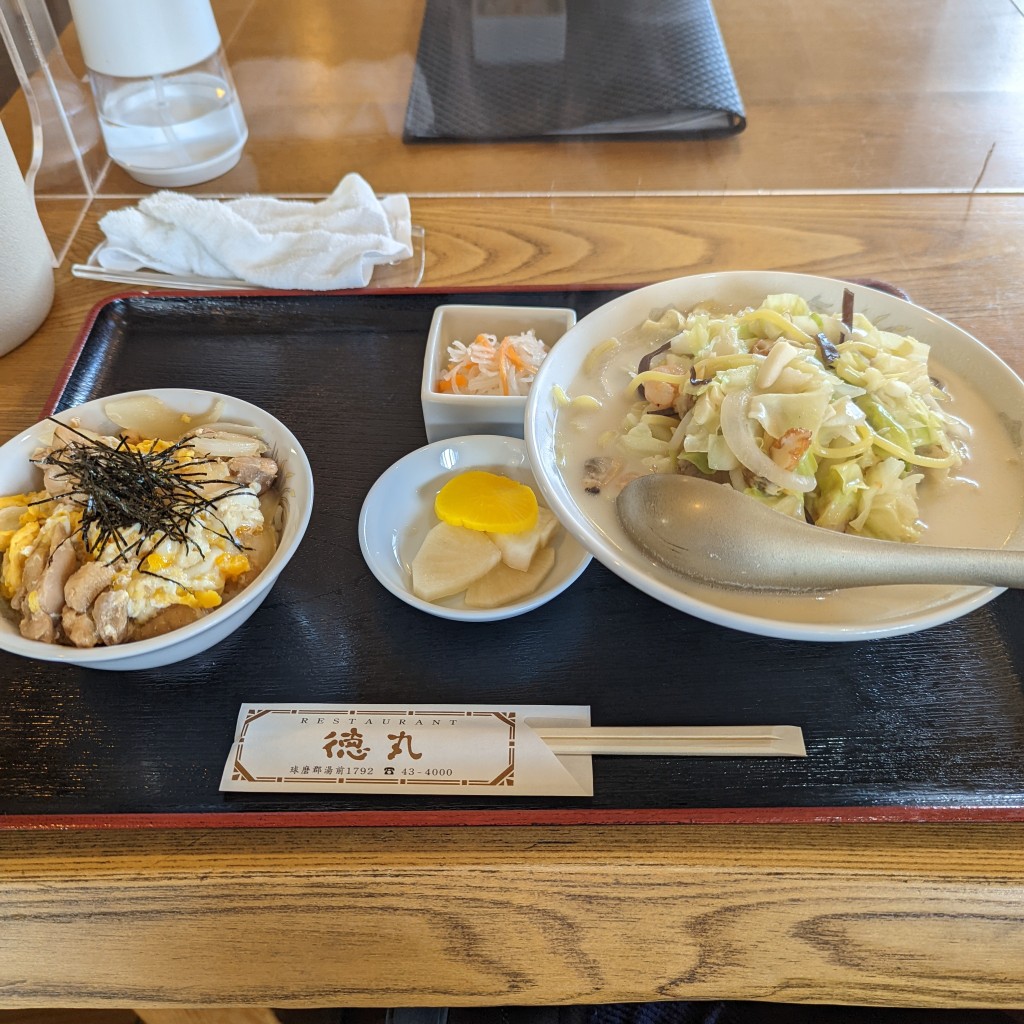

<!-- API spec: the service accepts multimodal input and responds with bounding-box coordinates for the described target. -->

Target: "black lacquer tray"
[3,288,1024,829]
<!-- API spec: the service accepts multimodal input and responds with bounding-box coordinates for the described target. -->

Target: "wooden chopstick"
[532,725,806,757]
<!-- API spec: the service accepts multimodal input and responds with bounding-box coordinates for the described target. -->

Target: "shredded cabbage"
[616,293,966,541]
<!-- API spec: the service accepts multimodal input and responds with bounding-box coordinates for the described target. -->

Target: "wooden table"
[3,1,1024,1017]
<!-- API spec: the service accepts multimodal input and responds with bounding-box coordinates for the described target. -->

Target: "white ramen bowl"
[0,389,313,670]
[421,304,576,443]
[524,270,1024,642]
[359,434,591,622]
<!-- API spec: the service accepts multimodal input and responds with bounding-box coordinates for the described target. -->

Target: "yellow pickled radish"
[434,471,539,534]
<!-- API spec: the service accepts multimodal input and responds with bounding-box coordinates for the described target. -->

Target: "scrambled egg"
[0,490,51,599]
[110,489,263,620]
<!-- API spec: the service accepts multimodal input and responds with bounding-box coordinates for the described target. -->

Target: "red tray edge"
[44,277,909,420]
[4,804,1024,831]
[42,283,643,419]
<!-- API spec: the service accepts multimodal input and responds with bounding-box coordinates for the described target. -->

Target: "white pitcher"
[0,119,55,357]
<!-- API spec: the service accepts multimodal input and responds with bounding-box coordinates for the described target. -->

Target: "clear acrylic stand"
[0,0,105,263]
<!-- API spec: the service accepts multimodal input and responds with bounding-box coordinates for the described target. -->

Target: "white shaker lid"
[70,0,222,77]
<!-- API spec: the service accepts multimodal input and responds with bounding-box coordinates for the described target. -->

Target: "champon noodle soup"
[553,290,1024,626]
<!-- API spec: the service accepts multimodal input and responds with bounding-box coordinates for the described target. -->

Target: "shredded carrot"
[436,372,469,393]
[504,344,528,371]
[497,336,511,395]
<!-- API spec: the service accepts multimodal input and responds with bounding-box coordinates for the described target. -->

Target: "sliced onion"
[719,389,816,493]
[202,421,266,438]
[103,395,225,440]
[187,431,266,458]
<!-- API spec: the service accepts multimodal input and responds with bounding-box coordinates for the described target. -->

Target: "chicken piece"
[227,456,279,494]
[20,609,55,643]
[36,524,78,616]
[64,561,117,613]
[49,424,83,448]
[62,606,99,649]
[12,539,48,612]
[92,589,130,646]
[41,461,75,498]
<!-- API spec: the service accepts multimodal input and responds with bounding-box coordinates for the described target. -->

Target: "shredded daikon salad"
[592,291,969,542]
[437,330,549,397]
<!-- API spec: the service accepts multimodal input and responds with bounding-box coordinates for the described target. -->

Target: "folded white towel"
[96,173,413,290]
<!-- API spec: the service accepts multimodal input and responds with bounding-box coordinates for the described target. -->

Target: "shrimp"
[643,377,680,410]
[769,428,813,470]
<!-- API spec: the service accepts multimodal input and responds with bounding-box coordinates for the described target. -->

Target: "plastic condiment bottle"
[0,119,55,358]
[69,0,248,187]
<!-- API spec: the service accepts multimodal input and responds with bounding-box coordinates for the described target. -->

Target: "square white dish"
[421,304,576,443]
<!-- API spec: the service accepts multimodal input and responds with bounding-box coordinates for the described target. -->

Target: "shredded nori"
[33,419,249,572]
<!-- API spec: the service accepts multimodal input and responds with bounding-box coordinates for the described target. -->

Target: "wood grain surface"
[9,0,1020,197]
[3,825,1024,1008]
[3,0,1024,1013]
[4,194,1024,1014]
[5,191,1024,445]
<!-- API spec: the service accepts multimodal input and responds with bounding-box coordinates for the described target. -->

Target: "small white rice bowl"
[0,388,313,670]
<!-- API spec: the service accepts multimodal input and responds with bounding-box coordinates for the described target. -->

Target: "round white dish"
[359,434,592,622]
[0,388,313,670]
[524,270,1024,642]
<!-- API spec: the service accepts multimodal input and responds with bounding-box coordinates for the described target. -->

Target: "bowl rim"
[358,433,592,622]
[0,388,313,664]
[524,269,1024,641]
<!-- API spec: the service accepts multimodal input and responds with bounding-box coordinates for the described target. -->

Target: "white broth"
[553,308,1024,628]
